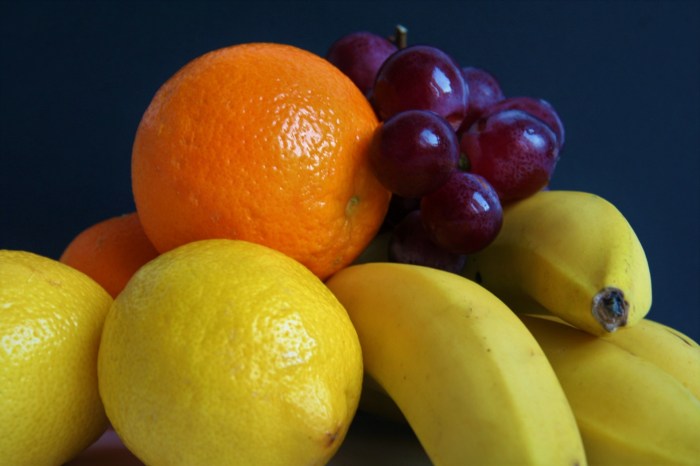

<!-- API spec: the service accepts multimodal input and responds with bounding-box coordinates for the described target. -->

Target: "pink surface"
[68,428,143,466]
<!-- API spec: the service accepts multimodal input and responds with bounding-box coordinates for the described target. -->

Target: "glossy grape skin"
[326,31,398,96]
[371,110,460,198]
[480,96,565,149]
[461,109,560,203]
[457,67,505,135]
[420,171,503,254]
[372,45,469,129]
[389,210,467,274]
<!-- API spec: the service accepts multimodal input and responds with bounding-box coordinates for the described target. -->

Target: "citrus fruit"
[0,250,113,466]
[131,42,391,280]
[98,239,363,466]
[60,212,159,298]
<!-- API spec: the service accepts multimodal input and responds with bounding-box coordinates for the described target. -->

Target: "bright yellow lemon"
[98,239,363,466]
[0,250,112,465]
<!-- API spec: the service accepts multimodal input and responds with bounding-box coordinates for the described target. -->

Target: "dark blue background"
[1,1,699,341]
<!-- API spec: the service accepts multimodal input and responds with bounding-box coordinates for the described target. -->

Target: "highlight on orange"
[131,42,391,280]
[60,212,159,298]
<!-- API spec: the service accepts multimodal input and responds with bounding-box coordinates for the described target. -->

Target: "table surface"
[68,411,432,466]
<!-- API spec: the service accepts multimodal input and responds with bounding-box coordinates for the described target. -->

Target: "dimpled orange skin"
[60,212,159,298]
[131,43,390,280]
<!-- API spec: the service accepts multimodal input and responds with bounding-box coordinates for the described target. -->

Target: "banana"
[519,313,700,465]
[601,318,700,399]
[462,190,652,335]
[532,313,700,400]
[326,262,586,466]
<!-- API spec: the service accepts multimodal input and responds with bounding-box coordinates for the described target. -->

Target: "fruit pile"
[1,25,699,466]
[328,27,563,273]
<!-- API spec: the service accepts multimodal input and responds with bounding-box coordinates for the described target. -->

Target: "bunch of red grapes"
[327,27,565,273]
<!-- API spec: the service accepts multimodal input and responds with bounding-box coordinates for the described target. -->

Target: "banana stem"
[592,287,629,332]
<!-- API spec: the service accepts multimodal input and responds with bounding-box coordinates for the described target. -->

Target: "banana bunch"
[462,190,652,335]
[517,313,700,465]
[326,262,587,466]
[331,189,698,464]
[599,317,700,399]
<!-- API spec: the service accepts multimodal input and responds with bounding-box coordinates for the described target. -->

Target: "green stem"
[393,25,408,49]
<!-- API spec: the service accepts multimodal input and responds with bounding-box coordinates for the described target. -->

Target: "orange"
[131,42,390,280]
[60,212,159,298]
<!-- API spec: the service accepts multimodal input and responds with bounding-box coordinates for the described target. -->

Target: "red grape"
[389,210,467,274]
[371,45,469,129]
[420,171,503,254]
[460,109,559,202]
[323,29,570,273]
[458,67,505,134]
[480,96,565,149]
[371,110,460,198]
[326,31,398,96]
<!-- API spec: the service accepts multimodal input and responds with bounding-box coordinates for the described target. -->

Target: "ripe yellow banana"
[326,262,586,466]
[519,314,700,465]
[462,190,652,335]
[533,313,700,400]
[601,318,700,399]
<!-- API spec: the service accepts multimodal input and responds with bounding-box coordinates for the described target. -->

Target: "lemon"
[98,239,363,466]
[0,250,112,466]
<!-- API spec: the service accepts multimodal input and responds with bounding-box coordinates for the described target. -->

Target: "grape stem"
[458,153,471,171]
[392,24,408,49]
